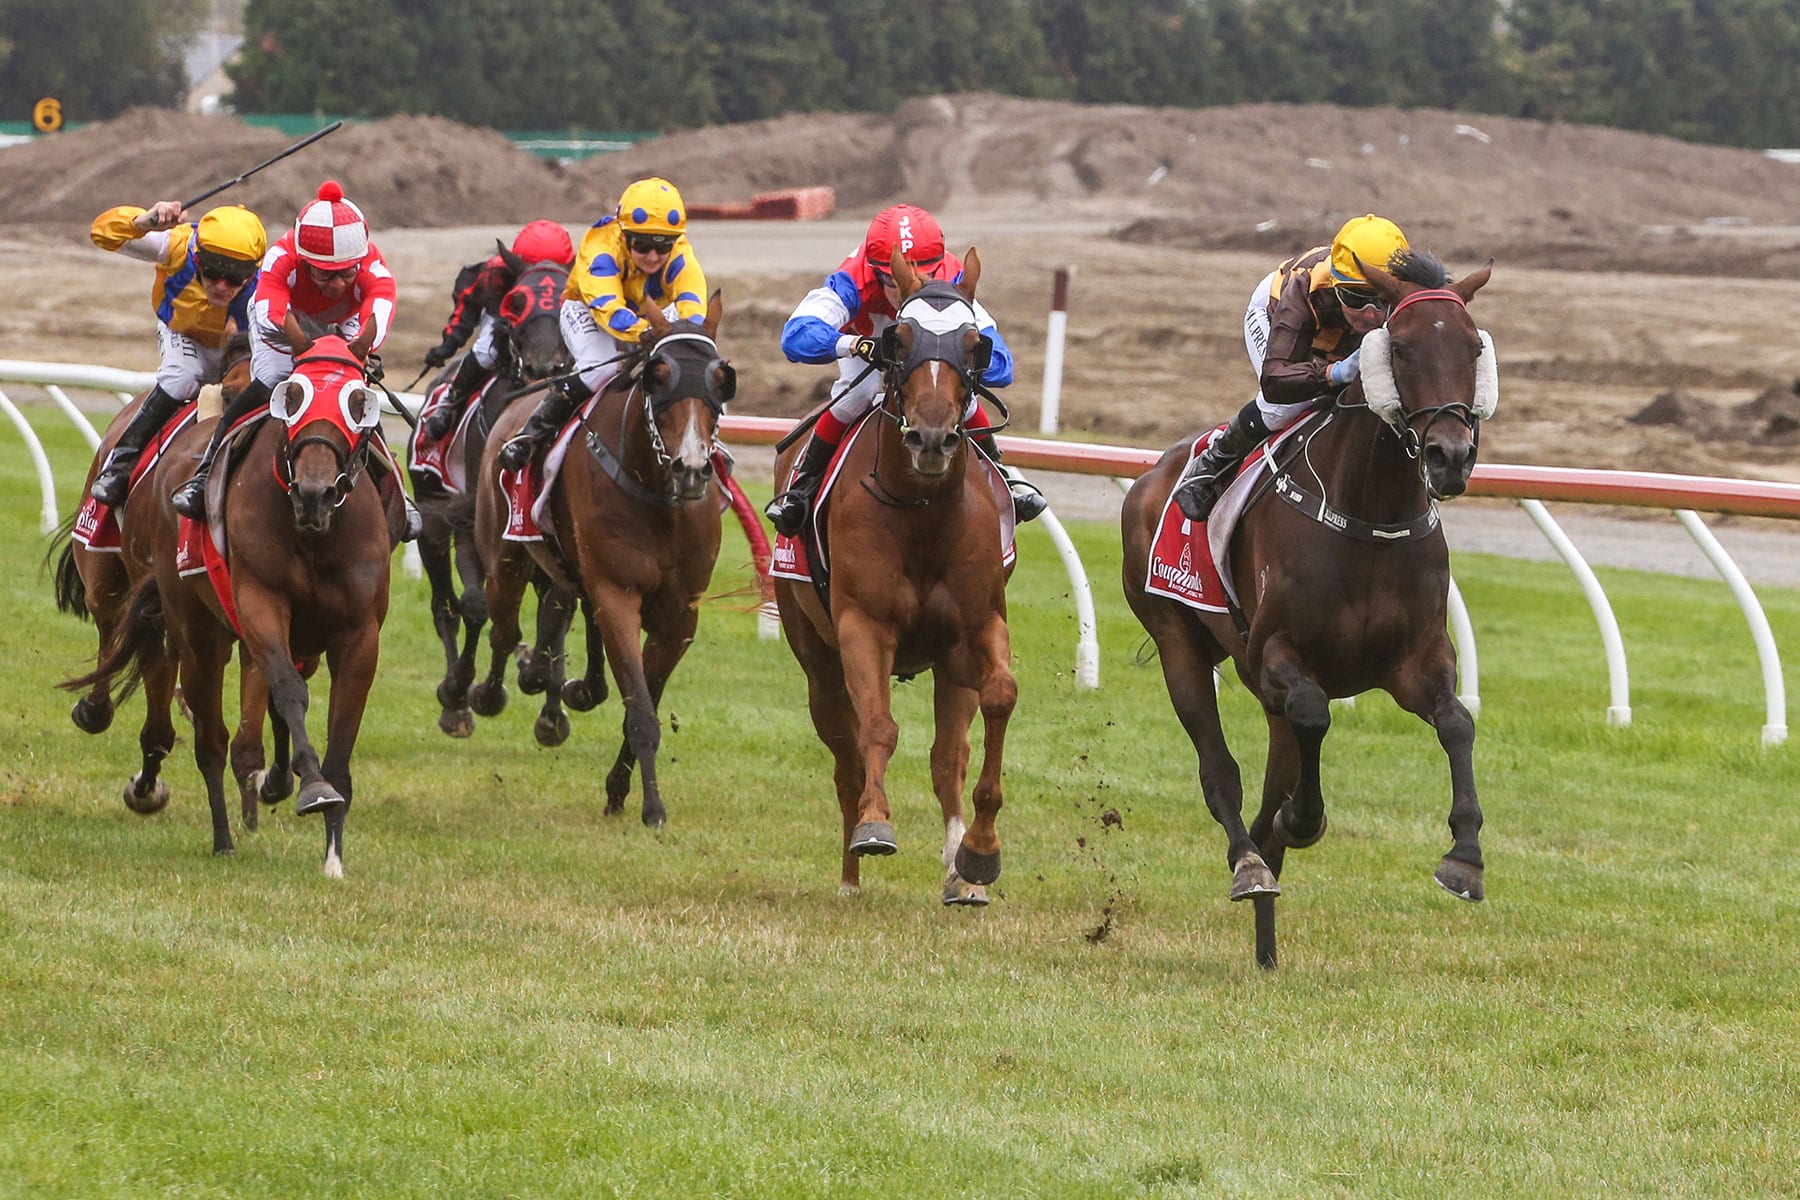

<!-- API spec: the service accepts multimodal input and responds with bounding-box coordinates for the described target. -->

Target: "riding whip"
[401,363,433,393]
[180,121,344,212]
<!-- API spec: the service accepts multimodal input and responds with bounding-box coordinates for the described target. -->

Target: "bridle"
[1347,288,1481,470]
[274,350,378,512]
[585,328,732,508]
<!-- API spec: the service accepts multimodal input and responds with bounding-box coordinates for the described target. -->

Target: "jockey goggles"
[625,232,677,255]
[196,250,256,286]
[1336,284,1387,321]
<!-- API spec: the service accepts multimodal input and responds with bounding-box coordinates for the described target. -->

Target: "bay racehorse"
[411,253,589,742]
[67,332,401,874]
[472,293,732,825]
[1122,251,1496,966]
[774,248,1017,905]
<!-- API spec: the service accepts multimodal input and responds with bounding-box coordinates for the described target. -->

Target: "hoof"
[640,798,667,828]
[123,774,169,815]
[1273,807,1327,850]
[1434,858,1485,902]
[837,882,861,898]
[434,678,466,711]
[212,844,235,857]
[850,821,898,857]
[533,709,570,748]
[1229,852,1281,901]
[517,653,549,696]
[259,765,294,805]
[562,677,606,711]
[438,707,475,739]
[468,681,508,718]
[295,780,345,816]
[70,696,114,734]
[942,875,990,907]
[237,774,261,830]
[954,842,1002,886]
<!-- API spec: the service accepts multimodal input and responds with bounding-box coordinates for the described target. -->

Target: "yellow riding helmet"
[1329,214,1408,286]
[196,204,268,264]
[616,178,686,237]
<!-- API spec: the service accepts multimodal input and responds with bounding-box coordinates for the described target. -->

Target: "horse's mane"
[1389,249,1448,289]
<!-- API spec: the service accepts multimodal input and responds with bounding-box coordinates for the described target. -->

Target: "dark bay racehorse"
[413,253,584,741]
[67,333,400,874]
[473,294,732,825]
[774,248,1017,906]
[51,340,296,826]
[1122,251,1496,966]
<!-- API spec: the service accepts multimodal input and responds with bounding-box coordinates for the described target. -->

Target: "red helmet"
[511,219,574,267]
[864,204,944,273]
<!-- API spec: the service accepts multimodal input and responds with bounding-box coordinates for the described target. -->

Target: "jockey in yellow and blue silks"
[87,199,267,505]
[498,178,709,470]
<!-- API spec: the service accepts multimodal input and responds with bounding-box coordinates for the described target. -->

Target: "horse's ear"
[710,359,736,403]
[641,303,672,340]
[957,247,981,302]
[890,246,923,298]
[965,328,993,375]
[497,240,527,276]
[1452,259,1494,304]
[703,289,724,338]
[1358,255,1405,304]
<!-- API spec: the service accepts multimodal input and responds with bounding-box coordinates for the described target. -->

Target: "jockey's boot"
[90,384,183,507]
[972,431,1048,524]
[422,354,488,441]
[497,376,589,472]
[171,379,271,520]
[764,433,836,537]
[1172,401,1271,522]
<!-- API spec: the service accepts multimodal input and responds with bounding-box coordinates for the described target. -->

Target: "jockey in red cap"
[766,203,1044,535]
[419,220,577,440]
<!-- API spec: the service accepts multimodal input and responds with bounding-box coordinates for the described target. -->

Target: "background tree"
[0,0,202,120]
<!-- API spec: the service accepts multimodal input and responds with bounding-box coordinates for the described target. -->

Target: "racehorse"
[410,253,589,743]
[1121,251,1496,967]
[773,248,1017,906]
[67,331,400,875]
[51,339,296,827]
[472,293,732,825]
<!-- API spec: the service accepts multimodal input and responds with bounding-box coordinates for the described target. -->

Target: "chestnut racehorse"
[1122,251,1496,966]
[472,294,732,825]
[773,248,1017,906]
[67,333,400,874]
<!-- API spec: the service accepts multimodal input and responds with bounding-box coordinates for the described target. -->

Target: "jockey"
[87,199,267,505]
[496,178,708,471]
[419,219,577,440]
[1172,213,1410,521]
[765,203,1044,537]
[170,180,416,538]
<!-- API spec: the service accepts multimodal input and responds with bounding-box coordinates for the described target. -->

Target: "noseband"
[585,329,729,508]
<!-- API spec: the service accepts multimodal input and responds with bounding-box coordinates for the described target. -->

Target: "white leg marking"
[942,815,967,872]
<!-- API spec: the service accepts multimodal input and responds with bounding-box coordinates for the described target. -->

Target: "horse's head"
[496,244,575,383]
[880,245,990,478]
[1358,251,1497,500]
[632,292,732,503]
[269,332,383,532]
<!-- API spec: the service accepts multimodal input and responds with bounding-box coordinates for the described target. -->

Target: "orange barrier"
[688,187,836,221]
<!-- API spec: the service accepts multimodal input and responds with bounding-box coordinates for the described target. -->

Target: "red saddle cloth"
[1143,417,1310,614]
[174,514,240,636]
[408,377,491,494]
[500,395,597,543]
[71,402,200,552]
[771,416,1017,586]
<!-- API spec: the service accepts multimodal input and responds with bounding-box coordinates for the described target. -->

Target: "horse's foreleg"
[316,621,380,879]
[124,634,178,816]
[1391,651,1484,901]
[238,592,334,819]
[956,615,1016,889]
[562,602,610,711]
[470,547,530,719]
[834,608,901,857]
[527,584,574,746]
[1247,715,1302,880]
[230,655,270,830]
[780,594,864,894]
[180,634,236,856]
[591,588,664,824]
[1259,644,1331,858]
[929,672,984,905]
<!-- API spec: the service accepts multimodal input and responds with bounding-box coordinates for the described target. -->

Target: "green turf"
[3,408,1797,1198]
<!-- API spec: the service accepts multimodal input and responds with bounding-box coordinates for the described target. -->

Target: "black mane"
[1389,248,1448,288]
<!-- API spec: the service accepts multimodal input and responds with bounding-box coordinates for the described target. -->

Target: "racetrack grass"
[3,408,1797,1198]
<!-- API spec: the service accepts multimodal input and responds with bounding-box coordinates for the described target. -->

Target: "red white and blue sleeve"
[780,271,863,364]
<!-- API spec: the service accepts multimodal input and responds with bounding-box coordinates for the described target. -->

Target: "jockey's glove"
[1328,348,1362,387]
[852,337,879,363]
[424,338,458,369]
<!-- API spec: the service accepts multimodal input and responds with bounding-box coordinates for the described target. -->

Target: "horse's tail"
[61,574,164,704]
[44,513,89,621]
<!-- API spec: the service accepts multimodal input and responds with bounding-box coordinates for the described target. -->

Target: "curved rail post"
[1033,504,1099,690]
[45,385,102,451]
[0,386,61,533]
[1446,575,1480,717]
[1518,498,1630,726]
[1675,509,1787,747]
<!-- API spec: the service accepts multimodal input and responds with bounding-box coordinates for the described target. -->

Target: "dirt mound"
[0,108,588,231]
[1631,383,1800,444]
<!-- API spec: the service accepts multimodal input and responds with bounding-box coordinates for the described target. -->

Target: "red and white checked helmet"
[294,180,369,269]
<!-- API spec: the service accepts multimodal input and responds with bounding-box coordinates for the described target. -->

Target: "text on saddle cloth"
[409,376,493,494]
[71,402,201,552]
[499,391,600,543]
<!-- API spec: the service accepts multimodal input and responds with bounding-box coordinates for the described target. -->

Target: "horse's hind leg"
[124,638,178,816]
[929,672,985,906]
[470,546,531,719]
[783,605,864,895]
[1390,650,1484,901]
[528,584,574,747]
[419,517,474,736]
[316,621,379,879]
[562,603,609,712]
[180,633,237,856]
[230,656,270,831]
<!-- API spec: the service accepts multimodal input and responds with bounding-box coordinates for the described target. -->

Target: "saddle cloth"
[500,394,600,543]
[771,415,1018,586]
[71,402,200,552]
[408,377,492,494]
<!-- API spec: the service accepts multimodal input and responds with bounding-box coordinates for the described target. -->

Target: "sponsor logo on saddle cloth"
[72,402,201,552]
[409,376,492,494]
[500,392,600,542]
[1144,417,1312,613]
[771,413,1018,585]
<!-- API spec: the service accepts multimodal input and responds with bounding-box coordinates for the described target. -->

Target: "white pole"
[1039,268,1072,435]
[45,385,102,451]
[1676,509,1786,747]
[1446,575,1480,716]
[1518,498,1631,726]
[1034,505,1099,689]
[0,386,61,533]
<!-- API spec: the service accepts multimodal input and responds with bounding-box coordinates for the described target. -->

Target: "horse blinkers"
[278,380,378,530]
